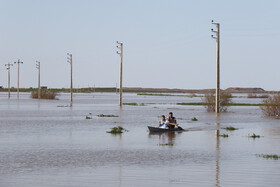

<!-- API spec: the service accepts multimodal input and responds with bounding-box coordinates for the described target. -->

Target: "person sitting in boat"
[167,112,177,129]
[158,115,169,129]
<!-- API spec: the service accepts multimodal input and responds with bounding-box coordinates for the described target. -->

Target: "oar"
[169,123,184,130]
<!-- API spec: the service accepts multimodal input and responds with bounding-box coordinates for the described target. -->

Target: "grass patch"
[107,126,128,134]
[219,134,229,138]
[248,133,261,138]
[123,103,145,106]
[177,103,204,106]
[138,93,200,97]
[97,114,119,117]
[158,142,174,146]
[256,154,280,160]
[223,126,238,131]
[177,102,263,106]
[191,117,198,121]
[57,105,70,107]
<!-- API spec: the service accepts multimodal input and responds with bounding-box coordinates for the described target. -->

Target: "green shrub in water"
[248,133,261,138]
[219,134,229,138]
[223,126,238,131]
[107,126,128,134]
[191,117,198,121]
[98,114,119,117]
[256,154,280,160]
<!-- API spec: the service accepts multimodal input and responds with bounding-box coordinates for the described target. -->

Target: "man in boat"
[158,115,169,129]
[167,112,177,129]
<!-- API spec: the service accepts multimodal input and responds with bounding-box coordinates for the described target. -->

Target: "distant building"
[41,86,47,89]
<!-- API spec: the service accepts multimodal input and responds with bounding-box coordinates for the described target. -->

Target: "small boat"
[148,126,185,133]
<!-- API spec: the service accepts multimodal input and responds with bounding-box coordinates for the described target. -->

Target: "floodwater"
[0,92,279,187]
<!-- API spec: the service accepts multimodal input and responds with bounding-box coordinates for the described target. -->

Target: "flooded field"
[0,92,279,187]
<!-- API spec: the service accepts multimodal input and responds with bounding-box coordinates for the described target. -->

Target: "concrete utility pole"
[116,41,123,107]
[211,20,220,113]
[14,59,23,99]
[67,53,73,107]
[36,61,40,99]
[5,63,13,98]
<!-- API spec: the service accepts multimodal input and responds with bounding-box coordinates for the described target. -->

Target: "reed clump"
[31,90,58,100]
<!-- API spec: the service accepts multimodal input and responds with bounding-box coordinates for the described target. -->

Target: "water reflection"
[148,132,181,145]
[215,122,220,187]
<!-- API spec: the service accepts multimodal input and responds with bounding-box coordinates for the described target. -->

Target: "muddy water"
[0,92,279,187]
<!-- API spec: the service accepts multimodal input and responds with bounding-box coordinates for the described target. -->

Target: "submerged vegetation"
[223,126,238,131]
[137,93,200,97]
[202,90,232,112]
[191,117,198,121]
[123,103,145,106]
[219,134,229,138]
[31,90,58,99]
[98,114,119,117]
[158,142,174,146]
[177,102,262,106]
[107,126,128,134]
[248,133,261,138]
[256,154,280,160]
[260,95,280,118]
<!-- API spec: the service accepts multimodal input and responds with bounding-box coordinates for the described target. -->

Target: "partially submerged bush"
[256,154,280,160]
[248,133,261,138]
[223,126,238,131]
[107,126,128,134]
[191,117,198,121]
[98,114,119,117]
[202,90,232,112]
[158,142,174,146]
[260,95,280,118]
[219,134,229,138]
[31,90,58,99]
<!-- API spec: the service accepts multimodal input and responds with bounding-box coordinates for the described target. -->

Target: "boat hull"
[148,126,184,132]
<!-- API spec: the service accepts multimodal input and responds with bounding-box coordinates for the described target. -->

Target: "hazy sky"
[1,0,280,90]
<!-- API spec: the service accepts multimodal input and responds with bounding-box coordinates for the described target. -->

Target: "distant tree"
[260,95,280,118]
[202,90,232,112]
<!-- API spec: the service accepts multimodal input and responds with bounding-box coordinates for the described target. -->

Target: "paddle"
[169,123,184,130]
